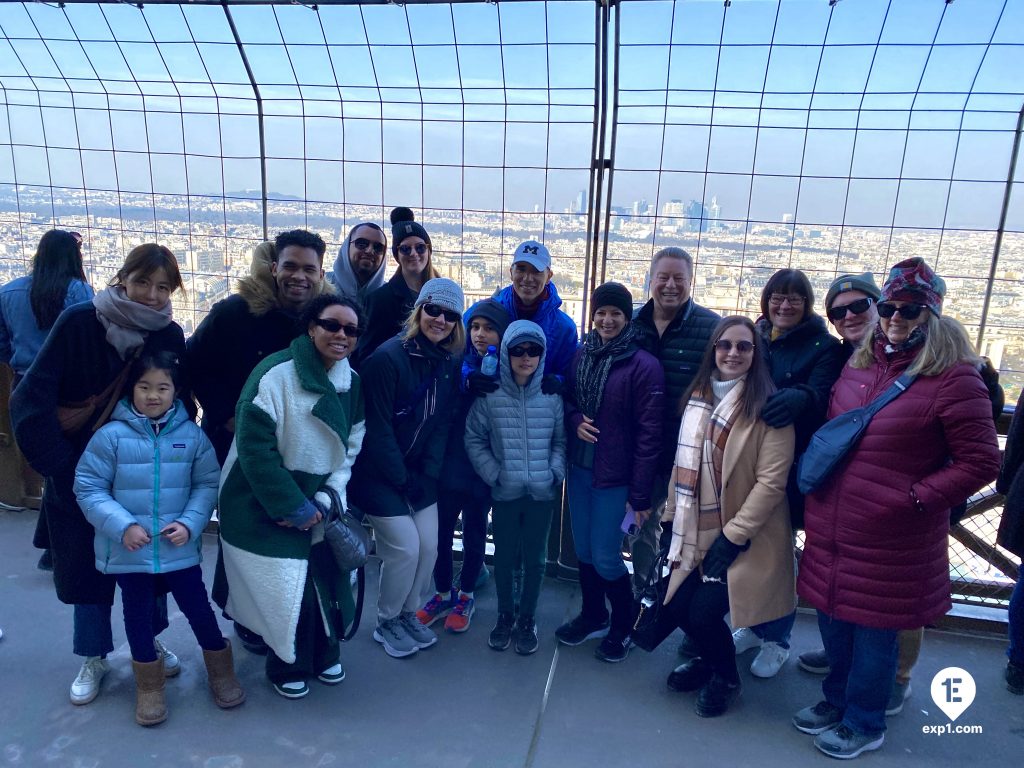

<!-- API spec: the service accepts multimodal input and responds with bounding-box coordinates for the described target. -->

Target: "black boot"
[595,573,636,663]
[555,562,610,646]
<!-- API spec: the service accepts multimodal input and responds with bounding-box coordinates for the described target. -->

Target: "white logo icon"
[930,667,976,722]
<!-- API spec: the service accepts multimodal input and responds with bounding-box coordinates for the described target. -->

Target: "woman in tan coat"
[659,315,795,717]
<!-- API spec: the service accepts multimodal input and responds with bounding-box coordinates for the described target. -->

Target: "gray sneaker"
[373,617,419,658]
[814,724,884,759]
[400,611,438,650]
[885,680,911,716]
[793,701,844,735]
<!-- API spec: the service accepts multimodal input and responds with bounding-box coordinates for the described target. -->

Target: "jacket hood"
[499,320,547,396]
[110,398,190,437]
[330,231,387,302]
[494,280,565,321]
[237,244,333,317]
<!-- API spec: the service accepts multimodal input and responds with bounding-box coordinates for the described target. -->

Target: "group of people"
[1,209,1020,762]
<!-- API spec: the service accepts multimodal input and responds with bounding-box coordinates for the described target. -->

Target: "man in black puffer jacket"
[631,247,720,596]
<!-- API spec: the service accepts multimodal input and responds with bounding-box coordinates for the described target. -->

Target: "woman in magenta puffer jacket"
[793,258,1000,760]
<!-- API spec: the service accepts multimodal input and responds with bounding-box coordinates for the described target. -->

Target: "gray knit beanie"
[415,277,464,316]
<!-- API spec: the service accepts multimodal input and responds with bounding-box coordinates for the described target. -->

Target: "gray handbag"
[318,485,370,572]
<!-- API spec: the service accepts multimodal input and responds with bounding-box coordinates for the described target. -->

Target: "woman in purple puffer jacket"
[558,282,665,663]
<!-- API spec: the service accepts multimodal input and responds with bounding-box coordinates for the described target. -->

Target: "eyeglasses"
[876,302,928,321]
[422,303,460,323]
[399,243,429,257]
[713,339,755,354]
[352,237,385,256]
[313,318,362,337]
[826,297,874,322]
[509,344,544,358]
[768,294,806,307]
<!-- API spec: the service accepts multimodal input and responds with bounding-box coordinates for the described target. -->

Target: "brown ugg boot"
[203,638,246,709]
[131,658,167,726]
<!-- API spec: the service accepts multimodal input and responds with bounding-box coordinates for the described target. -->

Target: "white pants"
[366,504,439,624]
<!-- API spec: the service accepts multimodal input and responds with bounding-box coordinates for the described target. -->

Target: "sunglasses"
[352,237,385,256]
[768,293,806,307]
[826,297,874,322]
[714,339,755,353]
[313,318,362,337]
[509,344,544,358]
[422,303,460,323]
[399,243,429,257]
[877,302,928,320]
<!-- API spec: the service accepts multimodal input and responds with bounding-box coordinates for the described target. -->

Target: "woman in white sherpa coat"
[217,294,366,700]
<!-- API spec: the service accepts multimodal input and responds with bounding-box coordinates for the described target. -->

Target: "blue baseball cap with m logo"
[511,240,551,272]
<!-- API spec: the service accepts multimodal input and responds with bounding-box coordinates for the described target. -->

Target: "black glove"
[700,532,749,581]
[659,521,674,553]
[541,374,563,396]
[760,388,808,428]
[467,370,499,397]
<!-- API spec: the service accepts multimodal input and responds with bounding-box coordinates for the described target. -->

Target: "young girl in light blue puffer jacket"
[465,319,566,655]
[74,350,243,726]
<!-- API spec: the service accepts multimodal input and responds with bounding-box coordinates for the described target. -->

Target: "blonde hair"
[850,313,980,377]
[402,305,465,354]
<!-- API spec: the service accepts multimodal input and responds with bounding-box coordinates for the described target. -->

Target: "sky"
[0,0,1022,230]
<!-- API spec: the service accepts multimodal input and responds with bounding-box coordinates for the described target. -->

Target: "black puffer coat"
[634,298,720,473]
[348,334,460,517]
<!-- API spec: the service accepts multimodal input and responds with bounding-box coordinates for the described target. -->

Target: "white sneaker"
[70,656,110,705]
[732,627,762,655]
[154,638,180,677]
[750,641,790,678]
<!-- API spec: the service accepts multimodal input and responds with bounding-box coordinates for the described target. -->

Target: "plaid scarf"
[574,323,637,419]
[668,377,744,572]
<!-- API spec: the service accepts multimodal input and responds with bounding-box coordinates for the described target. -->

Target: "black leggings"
[666,568,738,683]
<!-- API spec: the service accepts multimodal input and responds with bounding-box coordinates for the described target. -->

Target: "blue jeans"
[567,466,628,581]
[1009,569,1024,666]
[818,611,898,736]
[73,596,169,658]
[752,610,795,649]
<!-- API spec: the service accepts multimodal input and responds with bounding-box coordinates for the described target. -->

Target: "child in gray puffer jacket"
[465,320,566,655]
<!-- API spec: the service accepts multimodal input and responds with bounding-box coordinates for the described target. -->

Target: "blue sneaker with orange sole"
[416,590,457,627]
[444,593,475,633]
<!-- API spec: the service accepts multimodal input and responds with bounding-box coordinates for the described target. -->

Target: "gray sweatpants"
[366,504,439,624]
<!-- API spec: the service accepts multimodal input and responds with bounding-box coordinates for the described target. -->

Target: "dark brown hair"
[30,229,87,328]
[682,315,776,421]
[112,244,185,294]
[760,268,814,322]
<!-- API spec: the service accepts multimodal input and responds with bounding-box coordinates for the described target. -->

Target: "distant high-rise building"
[662,199,686,217]
[571,190,587,214]
[684,199,708,233]
[708,196,721,229]
[782,213,794,224]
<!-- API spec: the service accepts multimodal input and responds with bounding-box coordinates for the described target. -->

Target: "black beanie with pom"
[390,207,431,258]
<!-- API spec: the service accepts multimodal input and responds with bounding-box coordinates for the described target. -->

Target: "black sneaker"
[793,700,844,735]
[489,612,516,651]
[594,629,631,663]
[1007,661,1024,695]
[554,613,609,646]
[667,657,713,692]
[514,616,539,656]
[695,674,741,718]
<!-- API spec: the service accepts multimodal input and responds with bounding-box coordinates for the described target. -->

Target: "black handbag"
[631,548,677,653]
[797,373,916,495]
[319,485,371,572]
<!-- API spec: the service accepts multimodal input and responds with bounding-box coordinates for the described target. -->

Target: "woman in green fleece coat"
[217,294,365,700]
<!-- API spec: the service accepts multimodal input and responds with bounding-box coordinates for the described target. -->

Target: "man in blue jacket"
[492,241,578,394]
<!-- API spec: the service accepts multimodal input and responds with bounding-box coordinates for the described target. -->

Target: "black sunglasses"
[827,297,874,322]
[509,344,544,358]
[877,302,928,321]
[399,243,429,257]
[313,318,362,337]
[422,303,460,323]
[714,339,755,353]
[352,237,385,256]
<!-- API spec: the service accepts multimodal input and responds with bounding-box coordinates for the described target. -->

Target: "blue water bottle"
[481,345,499,377]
